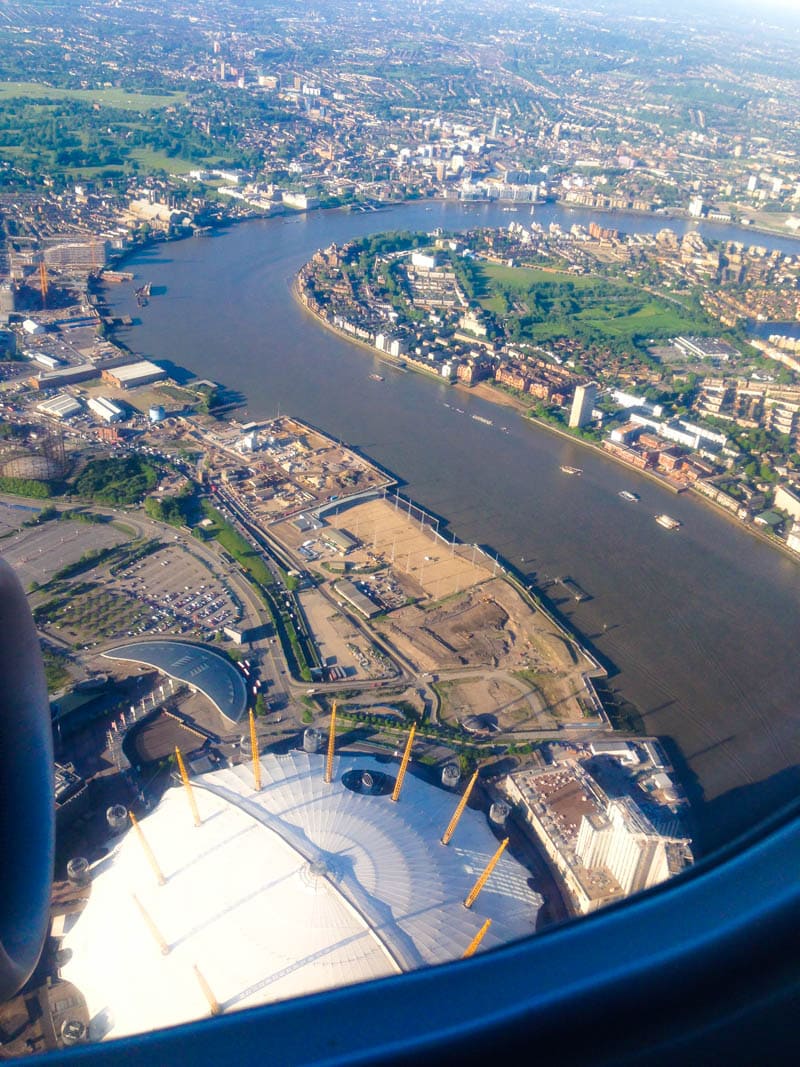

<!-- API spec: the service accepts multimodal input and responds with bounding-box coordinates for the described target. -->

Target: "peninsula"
[297,225,800,557]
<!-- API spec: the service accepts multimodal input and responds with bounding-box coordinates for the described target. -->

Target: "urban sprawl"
[1,0,799,1052]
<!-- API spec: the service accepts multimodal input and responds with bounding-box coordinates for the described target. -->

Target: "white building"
[88,396,125,423]
[411,251,439,270]
[611,389,664,418]
[569,382,598,429]
[774,484,800,522]
[239,431,260,452]
[502,760,691,915]
[102,361,166,389]
[43,239,109,271]
[32,352,62,370]
[628,413,726,451]
[37,394,82,420]
[0,282,16,320]
[281,191,319,211]
[61,751,541,1043]
[576,798,670,897]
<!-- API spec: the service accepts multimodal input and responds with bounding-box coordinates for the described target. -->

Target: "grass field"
[61,151,205,178]
[574,300,701,338]
[476,260,712,346]
[128,148,200,174]
[0,82,186,110]
[481,263,600,288]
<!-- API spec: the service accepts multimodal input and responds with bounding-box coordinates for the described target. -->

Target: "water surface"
[103,200,800,852]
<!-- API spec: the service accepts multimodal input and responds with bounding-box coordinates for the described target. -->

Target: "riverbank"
[687,482,800,563]
[292,274,687,495]
[518,410,684,495]
[553,197,800,244]
[458,388,800,560]
[291,277,410,372]
[292,283,800,562]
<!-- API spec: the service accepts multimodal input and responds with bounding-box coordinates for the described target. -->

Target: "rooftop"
[61,751,541,1041]
[102,640,248,723]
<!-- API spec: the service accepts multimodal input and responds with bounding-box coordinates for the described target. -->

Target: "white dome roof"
[61,751,541,1042]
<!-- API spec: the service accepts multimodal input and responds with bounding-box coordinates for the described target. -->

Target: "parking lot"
[0,501,40,537]
[110,543,243,640]
[29,525,251,649]
[1,517,127,589]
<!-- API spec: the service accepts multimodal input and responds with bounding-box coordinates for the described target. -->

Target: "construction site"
[273,493,605,733]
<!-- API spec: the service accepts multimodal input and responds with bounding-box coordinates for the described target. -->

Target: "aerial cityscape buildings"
[0,0,799,1058]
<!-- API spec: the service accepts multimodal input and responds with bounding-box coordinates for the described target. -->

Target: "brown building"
[495,364,530,392]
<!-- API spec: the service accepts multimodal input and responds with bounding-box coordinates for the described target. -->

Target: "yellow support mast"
[324,701,337,784]
[39,260,48,307]
[192,964,222,1016]
[175,745,201,827]
[462,918,492,959]
[132,894,170,956]
[463,837,509,909]
[390,723,416,803]
[441,770,479,846]
[128,810,166,886]
[249,709,262,791]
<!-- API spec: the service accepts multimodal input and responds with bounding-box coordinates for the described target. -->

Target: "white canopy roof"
[62,751,541,1042]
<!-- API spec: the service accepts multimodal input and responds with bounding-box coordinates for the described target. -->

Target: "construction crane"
[325,702,338,784]
[464,837,509,909]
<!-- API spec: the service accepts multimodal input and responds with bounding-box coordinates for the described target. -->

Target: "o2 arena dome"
[61,750,542,1042]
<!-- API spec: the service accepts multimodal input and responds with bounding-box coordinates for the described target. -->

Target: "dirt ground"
[298,585,392,680]
[327,496,493,598]
[273,498,601,731]
[377,578,600,731]
[378,578,582,672]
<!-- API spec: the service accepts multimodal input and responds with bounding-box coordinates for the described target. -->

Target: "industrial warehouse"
[100,360,166,389]
[60,748,542,1041]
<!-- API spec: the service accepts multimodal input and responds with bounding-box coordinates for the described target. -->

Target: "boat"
[134,280,152,307]
[618,490,640,502]
[368,373,384,382]
[561,465,582,475]
[655,514,681,530]
[472,414,493,426]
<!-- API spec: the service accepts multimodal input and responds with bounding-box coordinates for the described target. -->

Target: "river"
[102,199,800,854]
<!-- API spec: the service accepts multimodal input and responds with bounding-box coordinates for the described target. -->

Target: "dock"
[557,576,590,602]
